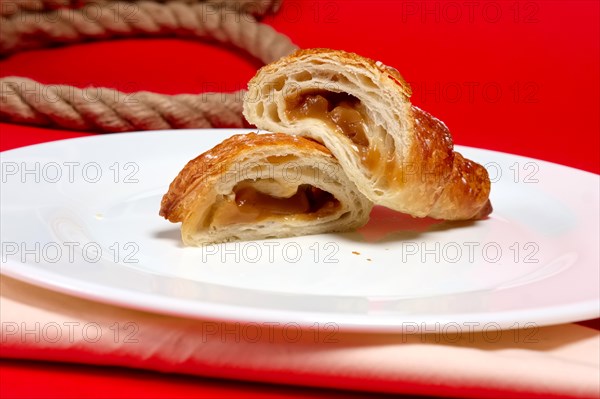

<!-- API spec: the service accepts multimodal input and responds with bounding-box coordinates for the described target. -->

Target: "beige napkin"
[1,275,598,398]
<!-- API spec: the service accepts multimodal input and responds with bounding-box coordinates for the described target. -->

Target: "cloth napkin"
[1,275,598,399]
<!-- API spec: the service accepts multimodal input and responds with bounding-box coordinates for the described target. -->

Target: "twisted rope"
[0,0,297,132]
[0,0,282,19]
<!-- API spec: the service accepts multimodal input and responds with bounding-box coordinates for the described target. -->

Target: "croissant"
[243,48,492,220]
[159,133,373,245]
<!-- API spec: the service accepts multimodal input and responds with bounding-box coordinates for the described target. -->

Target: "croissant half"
[243,49,492,220]
[160,133,373,245]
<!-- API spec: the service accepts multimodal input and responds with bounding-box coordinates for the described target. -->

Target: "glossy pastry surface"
[243,48,491,220]
[160,132,373,245]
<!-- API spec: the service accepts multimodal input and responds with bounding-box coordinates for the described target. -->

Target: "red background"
[1,1,599,398]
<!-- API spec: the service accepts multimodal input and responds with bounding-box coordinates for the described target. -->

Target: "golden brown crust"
[244,47,492,221]
[159,132,332,222]
[428,153,492,220]
[159,131,373,245]
[402,105,455,196]
[407,107,490,219]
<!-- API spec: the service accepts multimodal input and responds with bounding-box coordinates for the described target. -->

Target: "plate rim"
[2,129,599,332]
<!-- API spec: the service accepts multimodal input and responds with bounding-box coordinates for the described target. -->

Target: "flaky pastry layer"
[160,133,373,245]
[243,48,492,220]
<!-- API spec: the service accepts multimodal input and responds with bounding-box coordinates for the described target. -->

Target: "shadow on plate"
[153,207,481,245]
[344,206,478,243]
[153,228,183,245]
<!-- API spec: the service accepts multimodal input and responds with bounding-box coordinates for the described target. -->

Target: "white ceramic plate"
[1,129,598,332]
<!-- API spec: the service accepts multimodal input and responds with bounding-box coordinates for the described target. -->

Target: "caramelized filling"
[285,91,414,189]
[285,91,397,183]
[209,182,340,227]
[286,91,370,149]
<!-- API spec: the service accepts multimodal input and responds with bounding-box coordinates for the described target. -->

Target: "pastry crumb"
[352,251,360,255]
[367,258,372,262]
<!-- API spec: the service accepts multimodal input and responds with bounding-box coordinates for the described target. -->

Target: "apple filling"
[285,91,395,182]
[208,182,340,227]
[286,91,370,149]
